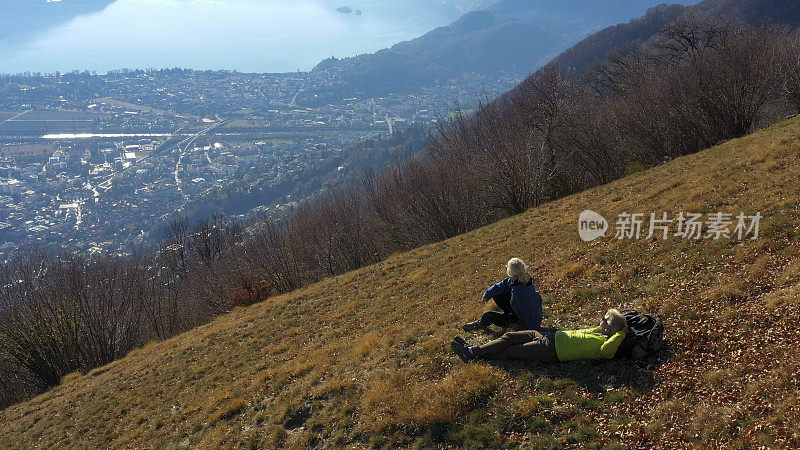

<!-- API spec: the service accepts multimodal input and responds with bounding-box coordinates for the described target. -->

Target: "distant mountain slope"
[1,117,798,448]
[696,0,800,24]
[543,4,690,75]
[547,0,800,74]
[303,0,684,102]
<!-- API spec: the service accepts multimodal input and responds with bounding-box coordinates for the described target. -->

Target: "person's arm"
[482,278,511,302]
[599,330,627,359]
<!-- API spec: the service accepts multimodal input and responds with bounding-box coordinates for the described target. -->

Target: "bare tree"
[778,29,800,113]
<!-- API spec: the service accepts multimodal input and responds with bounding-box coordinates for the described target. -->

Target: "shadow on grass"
[470,326,673,393]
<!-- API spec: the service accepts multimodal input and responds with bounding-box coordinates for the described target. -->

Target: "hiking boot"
[451,337,474,363]
[462,320,484,332]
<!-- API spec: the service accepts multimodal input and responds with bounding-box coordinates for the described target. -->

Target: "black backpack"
[615,308,664,359]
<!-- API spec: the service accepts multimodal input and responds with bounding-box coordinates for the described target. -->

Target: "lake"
[0,0,467,74]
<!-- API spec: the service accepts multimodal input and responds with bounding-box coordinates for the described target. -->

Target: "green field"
[223,118,259,128]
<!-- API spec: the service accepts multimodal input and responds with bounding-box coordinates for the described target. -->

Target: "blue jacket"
[483,277,543,331]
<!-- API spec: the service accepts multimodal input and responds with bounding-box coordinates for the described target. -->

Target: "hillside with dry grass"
[1,118,800,448]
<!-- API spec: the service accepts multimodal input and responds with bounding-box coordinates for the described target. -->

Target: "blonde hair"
[506,258,531,283]
[605,309,627,334]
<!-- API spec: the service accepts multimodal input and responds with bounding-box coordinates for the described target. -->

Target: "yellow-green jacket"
[554,327,626,361]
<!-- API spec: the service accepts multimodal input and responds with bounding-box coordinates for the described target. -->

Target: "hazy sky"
[0,0,465,74]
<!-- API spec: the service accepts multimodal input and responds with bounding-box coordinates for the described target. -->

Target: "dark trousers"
[492,290,513,313]
[480,291,517,328]
[472,330,559,362]
[479,310,516,328]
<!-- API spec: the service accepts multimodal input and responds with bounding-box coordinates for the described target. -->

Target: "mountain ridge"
[303,0,682,102]
[545,0,800,74]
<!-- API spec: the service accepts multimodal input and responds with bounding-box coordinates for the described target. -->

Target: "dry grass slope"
[2,119,800,448]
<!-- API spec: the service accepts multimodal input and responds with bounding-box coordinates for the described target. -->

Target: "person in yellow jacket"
[451,309,628,363]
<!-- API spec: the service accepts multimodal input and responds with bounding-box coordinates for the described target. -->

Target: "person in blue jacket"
[463,258,543,332]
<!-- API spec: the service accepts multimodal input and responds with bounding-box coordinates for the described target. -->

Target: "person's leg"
[464,309,514,331]
[504,331,559,362]
[472,330,540,360]
[492,292,522,328]
[451,336,474,362]
[492,291,514,315]
[479,310,508,328]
